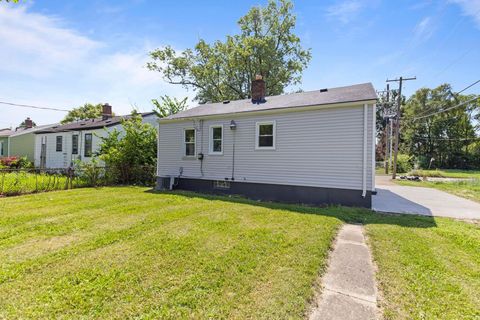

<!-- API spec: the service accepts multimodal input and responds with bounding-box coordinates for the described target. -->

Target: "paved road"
[373,176,480,220]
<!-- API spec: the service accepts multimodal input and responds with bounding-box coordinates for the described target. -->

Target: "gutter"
[362,103,368,198]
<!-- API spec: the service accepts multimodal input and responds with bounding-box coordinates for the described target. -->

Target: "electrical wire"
[0,101,69,112]
[413,96,479,121]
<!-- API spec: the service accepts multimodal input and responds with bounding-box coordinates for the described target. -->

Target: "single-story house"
[34,104,157,169]
[0,128,13,157]
[156,78,377,208]
[0,119,58,161]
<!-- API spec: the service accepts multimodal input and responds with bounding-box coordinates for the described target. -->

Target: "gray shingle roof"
[164,83,377,120]
[35,112,156,134]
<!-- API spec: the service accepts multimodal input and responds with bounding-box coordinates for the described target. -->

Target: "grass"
[0,172,73,196]
[395,179,480,203]
[366,216,480,319]
[0,187,478,319]
[0,187,343,319]
[406,169,480,179]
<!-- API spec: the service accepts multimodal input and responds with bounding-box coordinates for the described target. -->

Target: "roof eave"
[159,98,377,123]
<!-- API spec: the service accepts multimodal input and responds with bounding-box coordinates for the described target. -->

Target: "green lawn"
[0,187,478,319]
[0,172,79,196]
[407,169,480,179]
[365,215,480,319]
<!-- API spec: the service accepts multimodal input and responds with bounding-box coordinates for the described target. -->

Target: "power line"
[405,79,480,120]
[457,79,480,94]
[413,96,479,121]
[0,101,69,112]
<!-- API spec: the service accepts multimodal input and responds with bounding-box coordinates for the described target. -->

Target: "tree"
[98,112,157,184]
[152,95,188,118]
[61,103,103,124]
[401,84,478,169]
[147,0,311,104]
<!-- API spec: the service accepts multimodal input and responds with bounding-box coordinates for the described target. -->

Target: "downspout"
[362,103,367,198]
[371,104,376,192]
[7,136,10,156]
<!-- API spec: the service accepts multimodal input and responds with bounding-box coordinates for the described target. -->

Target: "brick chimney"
[251,75,266,104]
[24,117,33,129]
[102,103,112,120]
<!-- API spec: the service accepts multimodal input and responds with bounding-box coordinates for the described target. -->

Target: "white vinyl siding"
[158,104,375,191]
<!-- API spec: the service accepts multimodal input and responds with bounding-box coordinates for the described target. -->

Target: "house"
[0,119,58,161]
[156,77,377,208]
[0,128,13,157]
[34,104,157,169]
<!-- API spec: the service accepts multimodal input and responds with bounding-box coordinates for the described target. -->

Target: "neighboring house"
[0,128,13,157]
[0,119,58,161]
[34,104,157,169]
[156,78,377,208]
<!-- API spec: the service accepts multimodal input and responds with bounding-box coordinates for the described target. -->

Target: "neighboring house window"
[72,134,78,155]
[255,121,276,150]
[0,141,3,156]
[184,129,196,157]
[56,136,63,152]
[209,125,223,155]
[84,133,92,157]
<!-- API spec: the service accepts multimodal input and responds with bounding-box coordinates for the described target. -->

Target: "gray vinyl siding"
[158,104,375,191]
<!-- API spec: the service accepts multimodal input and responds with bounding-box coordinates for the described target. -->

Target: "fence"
[0,165,156,197]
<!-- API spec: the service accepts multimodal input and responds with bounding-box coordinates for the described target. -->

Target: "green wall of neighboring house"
[0,137,8,157]
[9,133,36,161]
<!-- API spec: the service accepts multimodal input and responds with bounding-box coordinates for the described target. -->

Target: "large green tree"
[401,84,478,168]
[61,103,103,124]
[151,95,188,118]
[147,0,311,103]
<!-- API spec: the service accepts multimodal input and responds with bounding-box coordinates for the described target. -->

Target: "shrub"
[390,154,413,173]
[0,156,33,169]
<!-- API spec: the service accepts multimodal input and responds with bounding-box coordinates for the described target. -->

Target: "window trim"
[56,136,63,152]
[208,125,223,155]
[183,128,196,157]
[255,121,276,150]
[72,134,79,155]
[84,133,93,157]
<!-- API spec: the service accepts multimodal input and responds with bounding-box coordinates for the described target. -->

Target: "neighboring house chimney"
[251,74,266,104]
[24,117,33,129]
[102,103,112,120]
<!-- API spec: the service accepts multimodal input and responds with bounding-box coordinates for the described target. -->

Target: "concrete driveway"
[373,176,480,220]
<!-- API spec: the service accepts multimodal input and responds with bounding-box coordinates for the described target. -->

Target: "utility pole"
[386,76,416,180]
[384,84,390,174]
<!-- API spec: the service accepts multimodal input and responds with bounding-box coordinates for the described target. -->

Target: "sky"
[0,0,479,128]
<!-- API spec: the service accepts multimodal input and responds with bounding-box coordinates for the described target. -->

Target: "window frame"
[84,133,93,157]
[255,121,276,150]
[0,141,3,156]
[208,125,223,155]
[71,134,79,155]
[56,136,63,152]
[183,128,196,157]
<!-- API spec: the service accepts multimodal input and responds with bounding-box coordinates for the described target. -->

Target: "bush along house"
[34,104,157,169]
[156,76,377,208]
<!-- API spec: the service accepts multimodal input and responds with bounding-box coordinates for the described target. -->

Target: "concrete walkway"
[373,176,480,219]
[310,224,379,320]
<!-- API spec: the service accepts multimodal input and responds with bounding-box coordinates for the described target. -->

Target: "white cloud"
[413,17,434,41]
[325,0,363,24]
[449,0,480,28]
[0,5,193,126]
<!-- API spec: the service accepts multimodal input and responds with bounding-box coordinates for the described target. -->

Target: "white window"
[184,128,196,157]
[209,125,223,155]
[255,121,276,150]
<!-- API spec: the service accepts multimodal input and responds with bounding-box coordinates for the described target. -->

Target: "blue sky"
[1,0,479,128]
